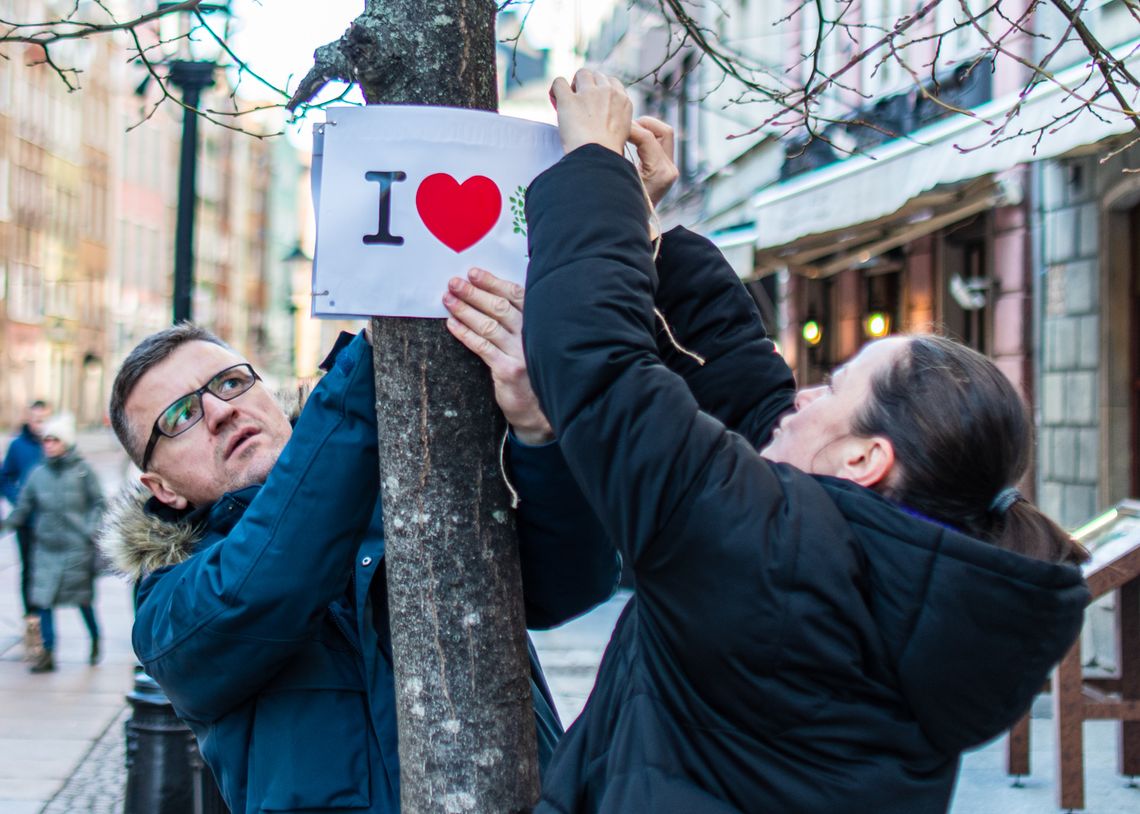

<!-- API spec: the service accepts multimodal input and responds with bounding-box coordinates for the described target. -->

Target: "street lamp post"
[168,60,215,324]
[159,1,231,324]
[121,14,233,814]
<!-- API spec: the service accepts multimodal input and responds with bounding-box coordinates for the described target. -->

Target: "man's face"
[127,341,293,509]
[760,337,907,477]
[27,406,49,438]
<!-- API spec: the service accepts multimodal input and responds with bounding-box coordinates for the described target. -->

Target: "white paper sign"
[311,106,564,318]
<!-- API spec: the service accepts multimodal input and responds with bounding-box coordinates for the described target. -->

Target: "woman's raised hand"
[629,116,679,207]
[548,69,633,156]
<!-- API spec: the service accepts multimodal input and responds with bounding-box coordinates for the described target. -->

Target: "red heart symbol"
[415,174,502,253]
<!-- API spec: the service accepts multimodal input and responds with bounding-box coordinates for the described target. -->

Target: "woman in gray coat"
[5,415,104,673]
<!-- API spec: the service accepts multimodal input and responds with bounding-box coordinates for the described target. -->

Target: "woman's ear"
[839,436,896,489]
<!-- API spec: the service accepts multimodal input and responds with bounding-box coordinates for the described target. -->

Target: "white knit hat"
[42,414,76,448]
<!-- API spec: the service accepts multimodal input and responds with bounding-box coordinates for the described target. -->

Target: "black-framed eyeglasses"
[141,363,260,471]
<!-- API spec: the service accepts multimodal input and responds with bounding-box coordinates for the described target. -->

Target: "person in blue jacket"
[99,268,617,814]
[520,71,1090,813]
[2,399,51,650]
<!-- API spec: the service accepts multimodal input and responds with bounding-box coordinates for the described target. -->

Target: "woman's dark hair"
[852,335,1088,566]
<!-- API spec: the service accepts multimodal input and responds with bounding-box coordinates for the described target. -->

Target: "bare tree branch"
[287,35,355,110]
[0,0,201,46]
[1049,0,1140,130]
[631,0,1138,166]
[3,0,1137,160]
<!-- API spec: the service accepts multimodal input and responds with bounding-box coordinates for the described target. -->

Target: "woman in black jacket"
[518,71,1090,814]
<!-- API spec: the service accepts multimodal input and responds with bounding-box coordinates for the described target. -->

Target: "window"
[0,158,9,221]
[8,262,44,324]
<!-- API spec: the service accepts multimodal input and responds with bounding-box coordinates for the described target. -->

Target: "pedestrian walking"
[1,399,51,659]
[519,71,1091,813]
[4,414,105,673]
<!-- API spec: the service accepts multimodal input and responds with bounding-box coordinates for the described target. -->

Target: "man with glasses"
[99,269,616,814]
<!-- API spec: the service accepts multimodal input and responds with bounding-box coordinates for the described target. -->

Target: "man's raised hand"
[443,269,554,446]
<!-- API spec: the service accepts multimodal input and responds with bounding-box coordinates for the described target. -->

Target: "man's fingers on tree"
[444,294,507,346]
[468,268,525,312]
[476,313,501,339]
[445,319,531,424]
[448,276,521,335]
[446,317,503,367]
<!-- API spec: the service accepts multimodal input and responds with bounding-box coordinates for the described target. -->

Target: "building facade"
[1036,140,1140,527]
[0,0,307,426]
[0,4,120,428]
[588,0,1139,528]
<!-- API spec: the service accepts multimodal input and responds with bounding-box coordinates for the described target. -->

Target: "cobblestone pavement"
[39,706,128,814]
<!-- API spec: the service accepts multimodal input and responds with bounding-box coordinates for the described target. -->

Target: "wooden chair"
[1005,499,1140,810]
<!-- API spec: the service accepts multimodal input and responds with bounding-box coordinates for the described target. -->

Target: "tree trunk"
[354,2,540,812]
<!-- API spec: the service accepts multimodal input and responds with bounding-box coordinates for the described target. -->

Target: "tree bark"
[348,2,540,812]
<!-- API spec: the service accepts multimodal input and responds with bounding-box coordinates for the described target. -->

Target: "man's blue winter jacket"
[101,333,618,814]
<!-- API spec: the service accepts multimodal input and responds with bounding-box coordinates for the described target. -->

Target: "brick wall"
[1036,157,1101,529]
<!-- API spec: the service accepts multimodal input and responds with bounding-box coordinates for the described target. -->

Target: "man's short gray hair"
[109,323,232,468]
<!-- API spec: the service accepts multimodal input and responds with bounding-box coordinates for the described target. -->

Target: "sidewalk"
[0,430,135,814]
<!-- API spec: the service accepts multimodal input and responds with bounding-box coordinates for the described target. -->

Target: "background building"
[1032,3,1140,527]
[1,9,121,428]
[587,0,1139,529]
[0,0,308,426]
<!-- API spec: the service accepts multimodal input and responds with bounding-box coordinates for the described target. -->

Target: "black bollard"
[124,670,229,814]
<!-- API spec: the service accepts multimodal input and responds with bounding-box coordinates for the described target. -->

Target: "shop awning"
[752,175,1014,277]
[751,43,1140,256]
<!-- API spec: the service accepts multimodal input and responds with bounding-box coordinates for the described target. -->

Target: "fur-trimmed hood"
[97,485,202,581]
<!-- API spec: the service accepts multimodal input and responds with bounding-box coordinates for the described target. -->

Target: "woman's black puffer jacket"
[522,145,1089,814]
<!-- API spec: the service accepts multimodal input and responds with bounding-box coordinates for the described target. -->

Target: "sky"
[228,0,618,130]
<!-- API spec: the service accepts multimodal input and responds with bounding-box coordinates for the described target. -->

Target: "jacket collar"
[97,484,259,581]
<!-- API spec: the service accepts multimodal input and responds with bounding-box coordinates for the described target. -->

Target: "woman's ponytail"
[854,335,1086,567]
[993,497,1089,566]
